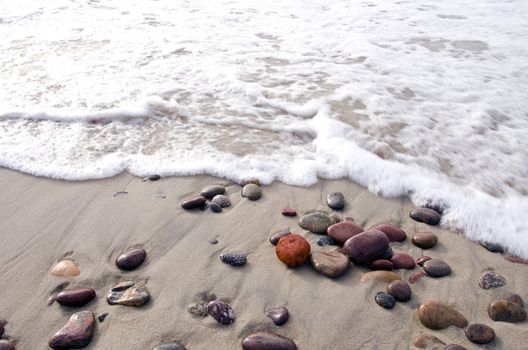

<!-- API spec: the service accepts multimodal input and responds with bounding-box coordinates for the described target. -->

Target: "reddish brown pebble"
[413,333,445,348]
[369,224,407,242]
[240,178,260,186]
[180,196,206,209]
[465,323,495,344]
[410,207,441,225]
[418,301,468,330]
[116,248,146,271]
[488,299,527,323]
[391,252,416,269]
[327,221,364,244]
[416,256,432,266]
[281,208,297,217]
[242,332,297,350]
[276,234,311,267]
[409,271,427,284]
[412,232,438,249]
[387,280,412,302]
[505,256,528,265]
[56,288,96,307]
[368,259,393,271]
[343,230,389,264]
[49,311,95,349]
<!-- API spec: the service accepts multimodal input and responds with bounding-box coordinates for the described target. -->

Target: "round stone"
[51,260,80,277]
[326,192,345,210]
[413,334,445,348]
[387,280,411,302]
[269,230,291,246]
[478,270,506,289]
[187,303,209,317]
[465,323,495,344]
[488,299,527,323]
[375,292,396,309]
[49,311,95,349]
[242,184,262,200]
[200,185,225,199]
[207,300,235,324]
[106,281,150,307]
[369,224,407,242]
[316,236,338,246]
[410,208,441,225]
[116,248,146,271]
[391,252,416,269]
[412,232,438,249]
[418,301,468,330]
[56,288,96,307]
[210,203,223,213]
[298,212,333,234]
[152,344,186,350]
[368,259,393,271]
[423,259,452,278]
[310,250,349,278]
[212,194,231,208]
[479,241,504,253]
[343,230,389,264]
[242,332,297,350]
[327,221,364,244]
[276,234,311,267]
[180,196,206,209]
[219,252,247,266]
[416,256,432,266]
[281,208,297,216]
[265,307,289,326]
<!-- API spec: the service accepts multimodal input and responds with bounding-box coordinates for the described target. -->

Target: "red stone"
[276,234,311,267]
[327,221,364,244]
[368,259,394,271]
[391,252,416,269]
[49,311,95,349]
[281,208,297,217]
[369,224,407,242]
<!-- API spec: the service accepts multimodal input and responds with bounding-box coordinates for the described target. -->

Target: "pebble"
[445,345,467,350]
[327,221,364,244]
[326,192,345,210]
[479,241,504,253]
[210,238,219,245]
[465,323,495,344]
[413,334,445,348]
[501,293,524,307]
[409,271,428,284]
[423,259,452,278]
[368,259,393,271]
[242,332,297,350]
[369,224,407,242]
[188,303,209,317]
[265,307,289,326]
[504,256,528,265]
[241,184,262,200]
[269,230,291,246]
[416,256,432,266]
[310,250,350,278]
[410,207,441,225]
[276,234,311,267]
[391,252,416,269]
[212,194,231,208]
[98,313,108,322]
[49,311,95,349]
[343,230,389,264]
[51,260,80,277]
[200,185,225,199]
[152,344,186,350]
[240,179,260,187]
[281,208,297,216]
[418,301,468,330]
[180,196,206,209]
[412,232,438,249]
[375,292,396,309]
[488,299,527,323]
[207,300,235,324]
[106,281,150,307]
[381,246,394,260]
[116,248,146,271]
[360,271,401,283]
[387,280,411,302]
[219,252,247,266]
[478,270,506,289]
[316,236,338,246]
[146,175,161,181]
[209,203,223,213]
[56,288,96,307]
[0,340,14,350]
[298,212,333,234]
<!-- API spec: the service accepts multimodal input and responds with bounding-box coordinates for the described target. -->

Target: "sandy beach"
[0,168,525,349]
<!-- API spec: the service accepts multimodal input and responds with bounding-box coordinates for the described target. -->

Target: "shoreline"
[0,168,526,349]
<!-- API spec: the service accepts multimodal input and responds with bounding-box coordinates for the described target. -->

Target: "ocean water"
[1,0,528,256]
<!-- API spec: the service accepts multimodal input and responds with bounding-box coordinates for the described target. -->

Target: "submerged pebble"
[413,333,445,348]
[152,344,186,350]
[219,252,247,266]
[188,303,209,317]
[209,203,222,213]
[409,271,428,284]
[479,241,504,253]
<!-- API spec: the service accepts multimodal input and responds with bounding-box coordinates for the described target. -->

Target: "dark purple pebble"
[369,224,407,242]
[343,230,389,264]
[207,301,235,324]
[180,196,207,209]
[368,259,394,271]
[116,248,146,271]
[242,332,297,350]
[410,208,441,225]
[281,208,297,216]
[479,241,504,253]
[56,288,96,307]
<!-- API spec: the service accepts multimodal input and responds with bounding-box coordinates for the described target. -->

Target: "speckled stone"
[180,196,206,209]
[326,192,345,210]
[116,248,146,271]
[391,252,416,269]
[265,307,289,326]
[375,292,396,309]
[316,236,338,246]
[51,260,80,277]
[270,230,291,246]
[412,232,438,249]
[242,332,297,350]
[413,334,445,348]
[423,259,452,278]
[478,270,506,289]
[219,252,247,266]
[465,323,495,344]
[488,299,527,323]
[187,303,209,317]
[212,194,231,208]
[410,208,441,225]
[298,212,333,234]
[208,300,235,324]
[241,184,262,200]
[343,230,389,264]
[310,250,349,278]
[200,185,225,199]
[387,280,411,302]
[152,343,186,350]
[418,301,468,330]
[106,281,150,307]
[49,311,95,349]
[369,224,407,242]
[56,288,96,307]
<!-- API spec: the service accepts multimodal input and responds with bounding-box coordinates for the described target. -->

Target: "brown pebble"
[49,311,95,349]
[281,208,297,216]
[488,299,527,323]
[500,293,524,307]
[413,333,445,348]
[418,301,468,330]
[180,196,206,209]
[410,207,441,225]
[387,280,411,302]
[465,323,495,344]
[369,224,407,242]
[412,232,438,249]
[391,252,416,269]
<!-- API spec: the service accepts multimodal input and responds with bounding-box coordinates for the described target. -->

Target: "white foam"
[1,0,528,257]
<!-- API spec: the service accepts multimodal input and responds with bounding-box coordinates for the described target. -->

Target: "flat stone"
[488,299,527,323]
[310,250,349,278]
[219,252,247,266]
[478,270,506,289]
[416,256,432,266]
[413,333,445,348]
[423,259,452,278]
[210,203,222,213]
[207,300,235,324]
[51,260,80,277]
[410,207,441,225]
[242,184,262,200]
[409,271,428,284]
[242,332,297,350]
[212,194,231,208]
[270,230,291,246]
[298,212,333,234]
[187,303,209,317]
[418,301,468,330]
[360,271,401,283]
[276,234,311,268]
[152,344,186,350]
[327,221,364,244]
[265,307,289,326]
[281,208,297,216]
[56,288,96,307]
[116,248,146,271]
[343,230,389,264]
[0,340,15,350]
[180,196,206,209]
[368,259,393,271]
[500,293,524,307]
[369,224,407,242]
[106,281,150,307]
[412,232,438,249]
[391,252,416,269]
[387,280,411,302]
[445,345,467,350]
[465,323,495,344]
[479,241,504,253]
[326,192,345,210]
[49,311,95,349]
[375,292,395,309]
[200,185,225,199]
